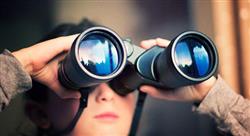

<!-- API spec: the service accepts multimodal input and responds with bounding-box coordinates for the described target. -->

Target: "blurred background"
[0,0,249,135]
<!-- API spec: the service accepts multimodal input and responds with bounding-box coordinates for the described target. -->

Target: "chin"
[69,125,129,136]
[69,130,129,136]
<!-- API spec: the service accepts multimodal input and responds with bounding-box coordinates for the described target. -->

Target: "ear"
[25,101,51,129]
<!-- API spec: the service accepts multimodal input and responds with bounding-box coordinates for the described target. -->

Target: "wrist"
[12,48,33,74]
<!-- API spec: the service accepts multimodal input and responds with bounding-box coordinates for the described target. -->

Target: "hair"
[23,19,97,136]
[25,18,97,104]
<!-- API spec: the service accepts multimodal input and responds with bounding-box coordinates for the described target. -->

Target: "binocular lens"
[174,38,211,78]
[58,27,127,89]
[78,34,119,76]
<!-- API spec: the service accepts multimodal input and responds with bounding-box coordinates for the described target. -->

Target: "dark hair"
[25,18,97,103]
[24,18,97,136]
[40,18,98,41]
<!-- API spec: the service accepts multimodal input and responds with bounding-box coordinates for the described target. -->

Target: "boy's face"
[38,83,137,136]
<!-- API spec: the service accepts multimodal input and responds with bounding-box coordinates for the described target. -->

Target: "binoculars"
[58,27,218,95]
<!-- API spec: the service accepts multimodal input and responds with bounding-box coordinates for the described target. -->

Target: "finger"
[40,34,79,51]
[140,39,157,49]
[140,85,164,98]
[32,34,79,63]
[155,38,170,47]
[140,85,184,101]
[55,52,68,63]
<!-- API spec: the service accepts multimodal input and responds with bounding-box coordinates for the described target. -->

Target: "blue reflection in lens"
[78,34,119,76]
[193,46,209,76]
[174,38,210,78]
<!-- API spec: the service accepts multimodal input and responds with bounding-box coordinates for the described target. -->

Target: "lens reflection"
[78,34,119,76]
[174,38,210,78]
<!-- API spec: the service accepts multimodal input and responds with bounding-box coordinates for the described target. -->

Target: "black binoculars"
[58,27,218,95]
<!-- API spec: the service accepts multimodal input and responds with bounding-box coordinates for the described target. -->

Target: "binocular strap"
[129,91,147,136]
[49,88,90,136]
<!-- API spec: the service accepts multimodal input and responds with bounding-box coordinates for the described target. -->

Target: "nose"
[95,83,116,103]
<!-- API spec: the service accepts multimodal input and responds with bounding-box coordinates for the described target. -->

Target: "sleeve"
[195,75,250,136]
[0,49,32,111]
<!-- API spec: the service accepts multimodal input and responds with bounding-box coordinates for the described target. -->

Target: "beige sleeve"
[0,49,32,111]
[196,75,250,136]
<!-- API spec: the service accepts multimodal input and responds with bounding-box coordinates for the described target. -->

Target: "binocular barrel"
[58,27,127,90]
[58,27,218,95]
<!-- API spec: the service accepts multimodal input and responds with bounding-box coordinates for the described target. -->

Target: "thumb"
[140,85,168,99]
[140,85,181,101]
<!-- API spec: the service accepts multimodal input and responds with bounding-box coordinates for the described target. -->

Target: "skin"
[13,35,81,99]
[13,35,216,135]
[38,83,136,136]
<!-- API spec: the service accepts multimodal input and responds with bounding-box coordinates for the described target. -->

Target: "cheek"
[119,93,137,115]
[46,98,80,130]
[118,93,137,126]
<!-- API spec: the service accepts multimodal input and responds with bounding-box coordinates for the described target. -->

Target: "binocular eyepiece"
[58,27,218,95]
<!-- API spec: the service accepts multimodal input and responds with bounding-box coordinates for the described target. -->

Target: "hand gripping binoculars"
[58,26,218,95]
